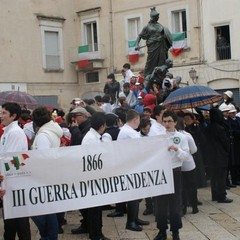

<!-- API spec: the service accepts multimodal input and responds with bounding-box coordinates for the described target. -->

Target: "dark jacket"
[204,108,230,167]
[228,116,240,165]
[104,81,120,104]
[105,126,120,141]
[69,118,91,145]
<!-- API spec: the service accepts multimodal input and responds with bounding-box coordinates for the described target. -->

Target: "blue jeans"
[32,214,58,240]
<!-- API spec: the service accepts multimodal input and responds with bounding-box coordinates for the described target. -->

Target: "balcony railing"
[69,44,105,63]
[216,45,231,60]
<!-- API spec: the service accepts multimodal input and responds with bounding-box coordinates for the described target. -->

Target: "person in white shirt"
[0,102,30,240]
[117,110,149,232]
[143,107,156,125]
[100,95,113,113]
[176,118,199,215]
[81,112,110,240]
[119,82,137,108]
[154,111,190,240]
[31,107,63,240]
[138,118,155,215]
[148,105,166,136]
[123,63,134,83]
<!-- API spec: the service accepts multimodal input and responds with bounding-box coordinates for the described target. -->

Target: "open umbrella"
[163,85,222,110]
[0,91,39,109]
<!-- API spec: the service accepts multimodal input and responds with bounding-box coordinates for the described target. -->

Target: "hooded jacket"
[143,94,156,112]
[32,120,63,149]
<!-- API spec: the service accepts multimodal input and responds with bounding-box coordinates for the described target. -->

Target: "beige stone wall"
[0,0,80,111]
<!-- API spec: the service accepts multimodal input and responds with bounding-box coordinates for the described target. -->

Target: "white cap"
[219,103,230,112]
[224,90,233,98]
[228,104,237,113]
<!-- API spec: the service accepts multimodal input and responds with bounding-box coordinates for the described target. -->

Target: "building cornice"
[36,14,66,22]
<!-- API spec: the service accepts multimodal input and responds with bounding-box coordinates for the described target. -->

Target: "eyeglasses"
[163,120,175,124]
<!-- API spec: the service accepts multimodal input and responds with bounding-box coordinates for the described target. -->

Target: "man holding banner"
[0,108,176,239]
[117,110,149,232]
[31,107,63,240]
[154,111,190,240]
[0,102,31,240]
[81,112,110,240]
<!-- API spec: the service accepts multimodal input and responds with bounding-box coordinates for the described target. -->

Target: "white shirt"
[166,130,190,169]
[117,124,140,140]
[119,91,137,107]
[100,103,113,113]
[82,128,103,145]
[23,121,35,140]
[150,118,156,125]
[124,69,134,83]
[0,121,28,154]
[179,130,197,171]
[148,121,166,136]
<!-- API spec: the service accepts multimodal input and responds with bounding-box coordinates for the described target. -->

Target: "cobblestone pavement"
[1,185,240,239]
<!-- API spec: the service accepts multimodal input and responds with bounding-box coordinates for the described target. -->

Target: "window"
[215,25,231,60]
[86,72,99,83]
[128,17,141,41]
[84,21,98,52]
[45,31,60,70]
[125,15,143,54]
[171,9,187,37]
[38,17,64,71]
[34,95,59,108]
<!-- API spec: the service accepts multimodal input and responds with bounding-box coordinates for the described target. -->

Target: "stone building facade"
[0,0,239,110]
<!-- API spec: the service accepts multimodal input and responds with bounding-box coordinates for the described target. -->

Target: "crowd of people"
[0,80,239,240]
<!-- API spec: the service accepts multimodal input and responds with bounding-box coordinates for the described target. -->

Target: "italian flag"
[171,32,186,56]
[78,45,89,68]
[128,40,139,63]
[5,153,29,171]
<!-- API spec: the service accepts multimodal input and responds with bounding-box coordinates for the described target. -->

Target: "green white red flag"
[78,45,89,68]
[171,32,186,56]
[128,40,139,63]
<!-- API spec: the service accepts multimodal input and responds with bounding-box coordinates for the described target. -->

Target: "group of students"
[66,89,240,240]
[65,97,205,240]
[0,86,239,240]
[0,99,195,240]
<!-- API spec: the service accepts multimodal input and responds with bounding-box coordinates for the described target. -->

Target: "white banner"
[0,135,174,219]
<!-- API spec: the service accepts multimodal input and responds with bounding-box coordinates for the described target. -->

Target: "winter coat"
[104,80,120,103]
[32,120,63,149]
[69,118,91,145]
[204,108,230,168]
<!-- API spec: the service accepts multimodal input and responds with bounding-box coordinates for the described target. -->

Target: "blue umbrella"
[163,85,222,110]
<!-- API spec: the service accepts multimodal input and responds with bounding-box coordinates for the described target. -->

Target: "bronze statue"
[136,7,172,77]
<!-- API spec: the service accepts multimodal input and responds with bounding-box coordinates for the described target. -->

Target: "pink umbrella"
[0,91,39,109]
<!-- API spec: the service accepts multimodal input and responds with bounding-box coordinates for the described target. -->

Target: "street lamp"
[189,67,198,84]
